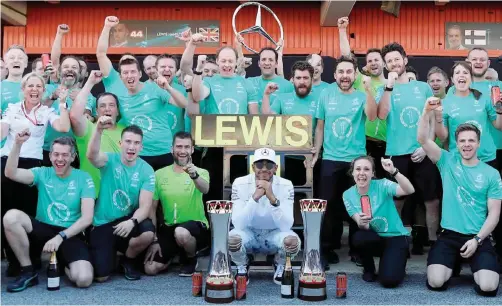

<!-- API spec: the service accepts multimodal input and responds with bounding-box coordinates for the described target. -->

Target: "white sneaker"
[273,264,284,285]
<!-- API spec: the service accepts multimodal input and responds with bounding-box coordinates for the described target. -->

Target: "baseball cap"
[253,147,276,163]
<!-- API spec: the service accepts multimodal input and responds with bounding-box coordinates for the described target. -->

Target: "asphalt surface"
[2,250,501,305]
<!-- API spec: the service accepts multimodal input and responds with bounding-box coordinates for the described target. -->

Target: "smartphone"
[491,86,501,107]
[360,195,372,219]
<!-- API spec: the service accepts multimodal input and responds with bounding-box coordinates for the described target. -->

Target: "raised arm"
[50,24,69,71]
[381,158,415,197]
[338,17,351,57]
[180,33,205,76]
[51,96,71,133]
[4,131,35,185]
[261,82,279,114]
[155,76,188,108]
[96,16,120,77]
[377,72,397,120]
[86,116,111,168]
[192,71,209,103]
[70,71,103,137]
[417,101,442,163]
[276,39,285,77]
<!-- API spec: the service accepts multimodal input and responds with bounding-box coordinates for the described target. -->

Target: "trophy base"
[204,282,234,304]
[297,281,327,301]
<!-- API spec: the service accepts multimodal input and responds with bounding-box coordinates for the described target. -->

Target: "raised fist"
[338,17,349,29]
[87,70,103,85]
[197,55,207,69]
[104,16,120,28]
[57,24,70,35]
[190,33,205,45]
[15,129,31,145]
[387,72,398,88]
[265,82,279,95]
[156,76,171,90]
[97,115,114,131]
[425,97,442,112]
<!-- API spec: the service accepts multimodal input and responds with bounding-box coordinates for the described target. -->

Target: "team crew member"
[70,71,124,196]
[344,156,414,287]
[1,57,8,80]
[1,45,28,115]
[156,54,188,135]
[180,33,219,78]
[485,68,498,82]
[229,148,300,285]
[406,66,418,81]
[427,67,449,100]
[4,135,95,292]
[143,55,158,83]
[418,110,501,297]
[247,47,294,109]
[261,61,320,186]
[338,17,387,178]
[306,54,330,92]
[377,42,440,247]
[312,56,377,265]
[191,45,259,201]
[87,124,155,281]
[31,58,57,91]
[435,61,502,167]
[144,132,209,277]
[1,73,70,276]
[42,56,94,168]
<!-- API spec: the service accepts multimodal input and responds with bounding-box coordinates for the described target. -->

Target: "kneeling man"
[4,134,95,292]
[229,148,301,285]
[418,105,501,297]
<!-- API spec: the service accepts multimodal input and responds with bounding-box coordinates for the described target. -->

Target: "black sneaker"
[179,256,197,277]
[362,270,377,282]
[120,257,141,281]
[7,271,39,292]
[350,254,363,267]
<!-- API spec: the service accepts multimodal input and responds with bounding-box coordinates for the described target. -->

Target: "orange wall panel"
[3,1,502,58]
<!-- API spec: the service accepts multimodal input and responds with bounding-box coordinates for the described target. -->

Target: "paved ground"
[2,249,501,305]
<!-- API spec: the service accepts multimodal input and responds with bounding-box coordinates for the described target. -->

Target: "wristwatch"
[190,172,200,180]
[473,235,483,245]
[186,88,192,93]
[131,218,139,227]
[384,86,394,92]
[58,231,67,241]
[391,168,400,178]
[194,70,203,75]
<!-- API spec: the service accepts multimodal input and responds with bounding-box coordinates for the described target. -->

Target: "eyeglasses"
[254,161,275,170]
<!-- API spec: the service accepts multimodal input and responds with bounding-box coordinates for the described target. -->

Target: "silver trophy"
[204,200,234,304]
[298,199,327,301]
[232,2,284,54]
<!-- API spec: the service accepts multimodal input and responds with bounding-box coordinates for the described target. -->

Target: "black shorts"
[29,218,90,266]
[427,229,500,274]
[89,215,155,278]
[389,154,439,201]
[140,153,174,171]
[153,221,210,264]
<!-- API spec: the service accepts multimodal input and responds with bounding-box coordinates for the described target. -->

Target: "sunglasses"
[254,161,275,170]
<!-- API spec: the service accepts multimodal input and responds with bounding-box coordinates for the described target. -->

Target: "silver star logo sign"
[232,2,284,54]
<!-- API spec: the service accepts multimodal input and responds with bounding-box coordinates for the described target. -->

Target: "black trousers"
[365,139,387,179]
[1,156,41,265]
[319,160,358,252]
[493,150,502,258]
[353,229,410,288]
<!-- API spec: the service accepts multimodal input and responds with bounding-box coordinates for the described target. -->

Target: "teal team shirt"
[102,68,129,101]
[313,81,330,93]
[315,87,367,162]
[447,80,502,149]
[270,91,319,132]
[436,149,502,235]
[442,90,498,162]
[201,75,257,114]
[376,81,433,156]
[93,153,155,226]
[31,167,95,228]
[42,87,95,151]
[1,80,22,115]
[167,82,186,135]
[111,78,174,156]
[343,179,409,237]
[247,75,294,110]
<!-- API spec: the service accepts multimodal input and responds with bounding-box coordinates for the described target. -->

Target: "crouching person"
[4,134,95,292]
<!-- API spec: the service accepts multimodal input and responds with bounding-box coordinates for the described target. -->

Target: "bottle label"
[48,277,60,288]
[281,285,292,295]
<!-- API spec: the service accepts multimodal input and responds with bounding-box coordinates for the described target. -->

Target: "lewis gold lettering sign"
[192,115,312,149]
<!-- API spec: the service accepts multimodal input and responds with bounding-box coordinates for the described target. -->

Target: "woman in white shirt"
[1,72,70,276]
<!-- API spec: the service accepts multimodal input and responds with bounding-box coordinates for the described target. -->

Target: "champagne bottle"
[281,254,294,298]
[47,252,60,291]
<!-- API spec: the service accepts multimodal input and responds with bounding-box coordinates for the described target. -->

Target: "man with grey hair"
[229,148,300,285]
[3,134,95,292]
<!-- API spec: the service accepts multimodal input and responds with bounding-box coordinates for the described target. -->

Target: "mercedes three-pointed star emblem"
[232,2,284,54]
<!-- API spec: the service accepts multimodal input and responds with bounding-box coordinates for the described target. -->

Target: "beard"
[173,154,190,166]
[295,84,312,97]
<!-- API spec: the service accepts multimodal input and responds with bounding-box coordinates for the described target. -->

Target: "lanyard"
[21,101,42,126]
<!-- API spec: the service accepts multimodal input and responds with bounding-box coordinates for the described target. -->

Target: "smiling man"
[1,45,28,115]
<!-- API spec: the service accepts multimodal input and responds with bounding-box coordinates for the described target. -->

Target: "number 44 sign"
[130,31,144,38]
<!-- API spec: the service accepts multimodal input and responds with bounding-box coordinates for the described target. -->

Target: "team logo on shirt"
[114,167,122,179]
[332,117,353,139]
[113,189,132,211]
[474,174,484,190]
[218,98,239,114]
[370,216,388,232]
[456,186,475,207]
[47,202,70,223]
[131,115,153,132]
[167,111,178,130]
[399,106,420,128]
